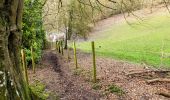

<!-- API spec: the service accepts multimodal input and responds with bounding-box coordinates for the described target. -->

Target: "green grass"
[105,84,125,95]
[92,83,102,90]
[77,14,170,68]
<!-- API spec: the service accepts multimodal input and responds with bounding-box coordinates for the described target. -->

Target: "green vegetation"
[105,84,125,95]
[30,81,50,100]
[23,0,46,65]
[73,68,84,76]
[92,83,102,90]
[53,0,95,41]
[77,14,170,68]
[2,0,169,99]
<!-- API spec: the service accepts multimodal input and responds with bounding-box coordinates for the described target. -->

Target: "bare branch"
[96,0,116,10]
[162,0,170,13]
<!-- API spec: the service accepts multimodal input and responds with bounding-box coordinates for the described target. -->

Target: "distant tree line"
[44,0,165,48]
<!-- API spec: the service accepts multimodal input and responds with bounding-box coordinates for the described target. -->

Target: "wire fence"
[48,39,170,68]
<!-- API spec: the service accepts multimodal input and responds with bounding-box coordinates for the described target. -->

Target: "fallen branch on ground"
[157,91,170,98]
[147,78,170,84]
[126,70,170,77]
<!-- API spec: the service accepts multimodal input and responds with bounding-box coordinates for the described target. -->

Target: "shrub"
[30,81,50,100]
[22,0,46,66]
[105,84,125,96]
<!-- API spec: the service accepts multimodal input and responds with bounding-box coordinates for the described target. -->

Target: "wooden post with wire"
[67,48,71,62]
[58,41,61,53]
[91,41,97,83]
[21,49,29,84]
[61,40,64,55]
[31,46,35,73]
[56,41,58,51]
[73,41,78,69]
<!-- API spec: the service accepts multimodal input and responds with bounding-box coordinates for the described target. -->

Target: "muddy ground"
[29,49,170,100]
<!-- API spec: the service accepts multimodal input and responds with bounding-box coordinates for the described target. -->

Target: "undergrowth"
[30,81,50,100]
[105,84,125,96]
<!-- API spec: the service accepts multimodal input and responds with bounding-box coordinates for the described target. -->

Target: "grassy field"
[76,14,170,68]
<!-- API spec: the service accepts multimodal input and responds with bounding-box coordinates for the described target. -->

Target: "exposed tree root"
[126,70,170,78]
[146,78,170,84]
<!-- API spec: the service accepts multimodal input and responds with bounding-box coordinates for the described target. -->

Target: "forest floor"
[29,49,170,100]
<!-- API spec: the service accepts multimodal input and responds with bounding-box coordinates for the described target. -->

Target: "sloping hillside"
[77,5,170,67]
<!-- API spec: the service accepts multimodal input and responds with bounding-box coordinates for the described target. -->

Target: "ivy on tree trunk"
[0,0,31,100]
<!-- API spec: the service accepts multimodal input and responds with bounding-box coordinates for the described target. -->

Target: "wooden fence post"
[91,41,97,83]
[73,41,78,69]
[67,48,70,62]
[58,41,61,53]
[56,41,58,51]
[21,49,29,84]
[61,40,64,55]
[31,46,35,74]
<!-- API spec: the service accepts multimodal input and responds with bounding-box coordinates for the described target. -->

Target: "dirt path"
[29,50,101,100]
[29,49,170,100]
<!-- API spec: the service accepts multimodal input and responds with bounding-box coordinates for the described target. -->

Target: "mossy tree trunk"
[91,41,96,83]
[67,9,73,40]
[64,31,68,49]
[0,0,31,99]
[73,41,78,69]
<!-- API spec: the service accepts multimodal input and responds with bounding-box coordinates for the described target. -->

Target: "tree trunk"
[0,0,31,100]
[67,23,72,40]
[67,9,73,40]
[64,29,68,49]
